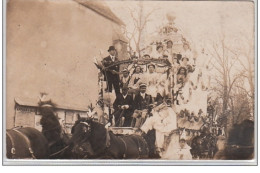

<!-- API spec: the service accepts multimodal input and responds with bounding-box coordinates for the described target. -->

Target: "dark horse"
[6,101,72,159]
[214,119,254,160]
[70,118,149,159]
[38,101,72,159]
[6,127,49,159]
[190,127,218,159]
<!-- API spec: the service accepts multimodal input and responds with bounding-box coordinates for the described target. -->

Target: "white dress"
[157,73,171,97]
[164,48,174,63]
[151,51,164,59]
[142,72,159,97]
[163,143,192,160]
[129,73,143,89]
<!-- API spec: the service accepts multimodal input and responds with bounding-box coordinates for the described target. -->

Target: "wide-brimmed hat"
[108,46,116,52]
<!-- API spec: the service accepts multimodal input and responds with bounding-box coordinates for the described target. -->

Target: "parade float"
[93,14,218,158]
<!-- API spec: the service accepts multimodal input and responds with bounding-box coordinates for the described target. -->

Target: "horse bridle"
[80,122,91,132]
[73,121,112,158]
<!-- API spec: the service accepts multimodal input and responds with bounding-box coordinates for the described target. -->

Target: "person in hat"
[132,83,153,128]
[102,46,120,95]
[143,54,151,59]
[119,68,131,89]
[141,101,178,157]
[113,85,134,127]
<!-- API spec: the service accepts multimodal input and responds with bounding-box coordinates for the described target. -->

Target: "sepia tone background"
[6,0,255,130]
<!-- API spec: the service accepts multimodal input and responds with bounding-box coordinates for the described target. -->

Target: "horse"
[38,101,72,159]
[6,127,49,159]
[6,101,73,159]
[190,127,218,159]
[70,118,149,159]
[214,119,254,160]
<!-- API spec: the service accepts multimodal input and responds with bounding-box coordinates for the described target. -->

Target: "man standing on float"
[102,46,121,96]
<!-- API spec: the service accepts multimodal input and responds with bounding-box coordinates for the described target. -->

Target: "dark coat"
[102,55,120,81]
[113,94,134,112]
[113,93,134,126]
[134,93,153,110]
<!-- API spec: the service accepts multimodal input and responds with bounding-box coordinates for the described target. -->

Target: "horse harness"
[118,135,147,159]
[6,129,36,159]
[118,136,127,158]
[77,122,147,159]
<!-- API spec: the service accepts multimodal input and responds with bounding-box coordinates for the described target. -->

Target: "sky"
[106,1,254,48]
[106,1,254,42]
[106,0,255,91]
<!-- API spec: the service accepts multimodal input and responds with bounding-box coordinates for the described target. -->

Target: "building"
[14,97,88,133]
[6,0,128,128]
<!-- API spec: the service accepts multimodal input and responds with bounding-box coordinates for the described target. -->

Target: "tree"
[207,31,255,131]
[224,34,255,117]
[122,2,159,57]
[230,78,252,124]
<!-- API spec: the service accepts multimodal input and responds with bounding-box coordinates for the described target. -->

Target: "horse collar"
[6,131,16,158]
[13,129,37,159]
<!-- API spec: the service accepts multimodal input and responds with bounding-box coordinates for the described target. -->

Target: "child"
[176,138,192,160]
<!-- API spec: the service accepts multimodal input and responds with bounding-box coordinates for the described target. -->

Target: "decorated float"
[92,14,218,158]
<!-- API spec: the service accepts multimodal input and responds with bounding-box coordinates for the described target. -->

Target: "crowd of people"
[101,37,209,126]
[98,38,211,159]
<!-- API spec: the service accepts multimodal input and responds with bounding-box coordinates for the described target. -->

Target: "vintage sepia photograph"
[3,0,256,165]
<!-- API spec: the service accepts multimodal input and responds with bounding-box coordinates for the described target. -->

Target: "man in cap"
[120,68,131,89]
[113,85,134,127]
[102,46,120,95]
[141,102,178,158]
[132,83,153,128]
[143,54,151,59]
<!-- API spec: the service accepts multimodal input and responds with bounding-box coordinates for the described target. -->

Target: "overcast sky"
[106,1,255,91]
[106,1,254,48]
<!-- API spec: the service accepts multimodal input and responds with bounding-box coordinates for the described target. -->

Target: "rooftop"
[74,0,125,26]
[15,97,88,112]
